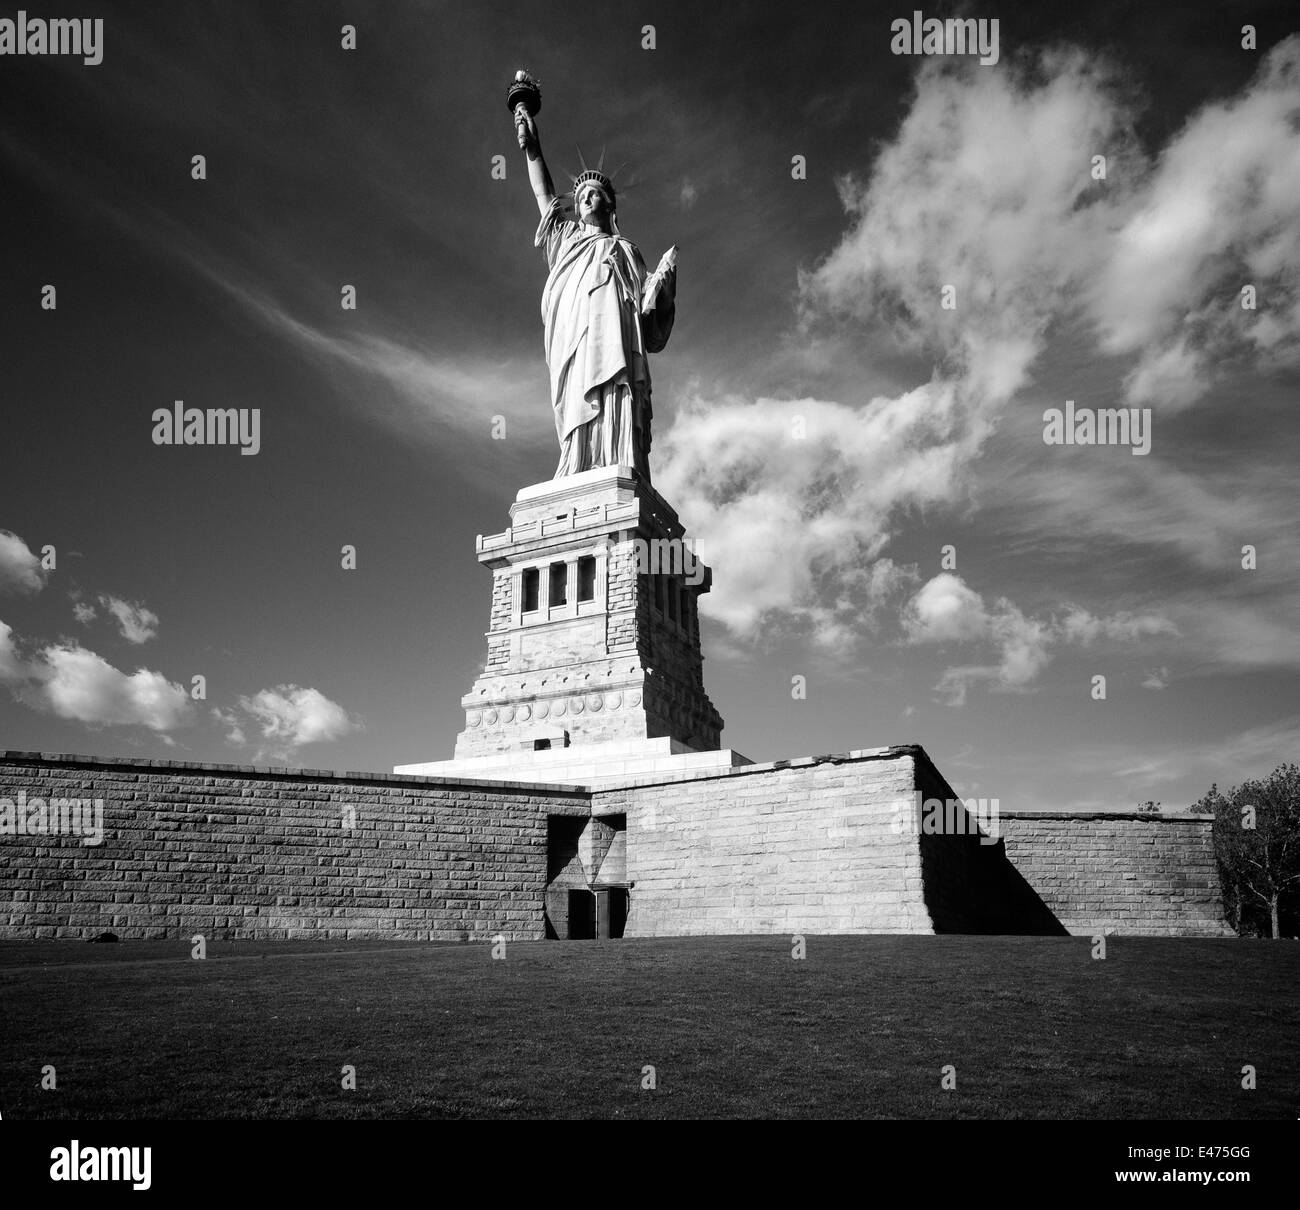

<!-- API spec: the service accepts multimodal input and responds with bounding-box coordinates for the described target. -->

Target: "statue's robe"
[535,197,674,480]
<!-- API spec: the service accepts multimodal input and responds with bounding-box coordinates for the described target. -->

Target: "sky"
[1,0,1297,813]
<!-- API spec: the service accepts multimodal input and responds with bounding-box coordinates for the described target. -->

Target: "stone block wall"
[0,752,586,941]
[591,747,1229,938]
[998,812,1231,937]
[913,754,1066,935]
[595,749,937,935]
[0,748,1233,942]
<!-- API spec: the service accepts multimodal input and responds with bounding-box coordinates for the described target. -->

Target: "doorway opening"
[596,887,630,938]
[567,889,596,939]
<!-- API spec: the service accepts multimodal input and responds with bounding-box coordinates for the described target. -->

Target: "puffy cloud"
[0,530,46,595]
[807,37,1300,414]
[98,594,159,644]
[661,53,1137,645]
[656,392,944,645]
[801,45,1138,435]
[1091,38,1300,406]
[0,620,22,682]
[0,620,192,732]
[23,642,193,732]
[232,684,360,758]
[660,41,1300,648]
[73,601,97,625]
[902,574,1175,705]
[901,573,989,644]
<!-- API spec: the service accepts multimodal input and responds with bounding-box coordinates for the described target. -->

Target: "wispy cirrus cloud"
[1072,715,1300,797]
[0,90,554,472]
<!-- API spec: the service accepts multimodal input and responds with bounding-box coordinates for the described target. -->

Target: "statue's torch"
[507,69,541,149]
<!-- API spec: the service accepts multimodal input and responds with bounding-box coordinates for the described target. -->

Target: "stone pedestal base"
[396,736,753,787]
[437,465,725,763]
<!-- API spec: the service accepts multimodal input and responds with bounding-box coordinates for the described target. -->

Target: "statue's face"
[577,184,613,231]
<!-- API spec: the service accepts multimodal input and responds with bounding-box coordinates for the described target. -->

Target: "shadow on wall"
[915,754,1067,936]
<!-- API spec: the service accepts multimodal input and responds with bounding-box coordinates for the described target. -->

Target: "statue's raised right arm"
[514,106,555,218]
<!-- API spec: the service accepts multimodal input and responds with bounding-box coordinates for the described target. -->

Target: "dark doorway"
[567,889,596,940]
[596,887,629,939]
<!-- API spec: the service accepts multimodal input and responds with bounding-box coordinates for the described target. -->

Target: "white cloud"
[1074,715,1300,799]
[73,601,97,625]
[1060,608,1178,645]
[0,620,192,732]
[901,573,989,644]
[212,707,246,747]
[805,37,1300,415]
[803,47,1133,410]
[23,642,193,732]
[1090,38,1300,406]
[659,42,1300,650]
[232,684,360,758]
[657,392,947,646]
[902,574,1175,705]
[1142,667,1170,690]
[0,530,46,595]
[98,595,159,644]
[903,574,1053,701]
[0,620,22,682]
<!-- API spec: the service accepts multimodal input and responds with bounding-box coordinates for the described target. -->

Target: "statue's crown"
[573,169,616,205]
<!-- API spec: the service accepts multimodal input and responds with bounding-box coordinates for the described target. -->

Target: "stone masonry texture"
[0,747,1229,940]
[0,752,587,941]
[997,811,1231,937]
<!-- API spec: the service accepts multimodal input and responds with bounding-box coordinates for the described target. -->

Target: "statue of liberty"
[509,71,677,482]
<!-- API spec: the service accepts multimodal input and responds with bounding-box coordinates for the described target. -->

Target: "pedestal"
[426,465,726,765]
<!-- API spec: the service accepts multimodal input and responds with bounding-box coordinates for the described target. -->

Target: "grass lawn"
[0,935,1295,1119]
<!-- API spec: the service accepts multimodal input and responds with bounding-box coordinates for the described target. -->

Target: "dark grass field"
[0,936,1296,1119]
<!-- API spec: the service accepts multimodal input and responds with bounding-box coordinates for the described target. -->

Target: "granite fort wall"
[912,754,1065,935]
[998,812,1231,937]
[593,748,1228,937]
[0,750,1231,940]
[0,752,587,941]
[595,748,937,935]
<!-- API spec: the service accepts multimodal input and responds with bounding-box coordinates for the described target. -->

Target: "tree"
[1136,800,1161,815]
[1191,764,1300,939]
